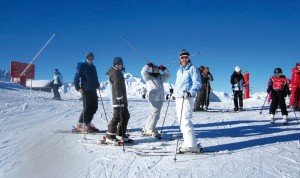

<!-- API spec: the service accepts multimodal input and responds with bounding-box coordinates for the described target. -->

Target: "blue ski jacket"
[174,62,201,98]
[74,61,100,92]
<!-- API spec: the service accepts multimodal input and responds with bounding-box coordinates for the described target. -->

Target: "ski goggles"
[179,55,190,60]
[87,57,94,60]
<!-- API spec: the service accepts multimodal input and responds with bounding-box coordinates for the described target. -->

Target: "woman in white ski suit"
[141,64,170,134]
[174,50,201,151]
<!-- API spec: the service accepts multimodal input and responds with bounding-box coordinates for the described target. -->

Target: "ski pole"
[159,93,172,139]
[259,93,269,114]
[174,96,185,162]
[82,92,87,139]
[121,36,149,63]
[118,99,125,152]
[98,89,109,125]
[165,51,202,67]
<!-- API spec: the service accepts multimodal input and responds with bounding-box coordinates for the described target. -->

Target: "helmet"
[274,68,282,74]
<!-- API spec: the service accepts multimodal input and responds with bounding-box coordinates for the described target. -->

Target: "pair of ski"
[131,148,231,157]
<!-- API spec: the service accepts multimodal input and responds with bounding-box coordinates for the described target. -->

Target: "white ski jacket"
[141,65,170,102]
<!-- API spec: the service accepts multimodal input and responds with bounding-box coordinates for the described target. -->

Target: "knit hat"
[179,49,190,56]
[296,62,300,66]
[85,52,94,59]
[235,66,241,72]
[113,57,123,66]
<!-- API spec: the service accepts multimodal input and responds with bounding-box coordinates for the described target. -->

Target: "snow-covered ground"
[0,82,299,178]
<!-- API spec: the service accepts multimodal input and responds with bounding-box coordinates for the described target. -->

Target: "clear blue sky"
[0,0,299,94]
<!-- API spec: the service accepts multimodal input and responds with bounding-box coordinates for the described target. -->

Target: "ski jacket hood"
[174,63,201,98]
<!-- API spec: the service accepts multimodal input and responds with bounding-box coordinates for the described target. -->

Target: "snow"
[1,81,300,178]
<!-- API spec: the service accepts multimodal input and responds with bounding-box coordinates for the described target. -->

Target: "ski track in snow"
[0,85,300,177]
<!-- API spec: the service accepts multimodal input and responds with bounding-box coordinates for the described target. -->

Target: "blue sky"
[0,0,299,94]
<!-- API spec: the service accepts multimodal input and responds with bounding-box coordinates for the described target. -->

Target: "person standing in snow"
[74,52,100,132]
[140,62,170,137]
[52,68,63,100]
[267,68,290,124]
[141,87,147,99]
[194,67,213,111]
[289,62,300,110]
[105,57,132,143]
[230,66,245,111]
[174,49,202,153]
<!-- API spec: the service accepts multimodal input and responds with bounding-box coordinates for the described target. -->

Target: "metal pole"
[259,93,269,114]
[174,96,185,162]
[20,33,56,76]
[121,36,149,62]
[98,89,109,125]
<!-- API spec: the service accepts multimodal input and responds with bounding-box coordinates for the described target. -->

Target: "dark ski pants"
[53,84,61,99]
[194,87,210,109]
[233,90,243,109]
[269,92,288,116]
[106,107,130,139]
[78,90,98,124]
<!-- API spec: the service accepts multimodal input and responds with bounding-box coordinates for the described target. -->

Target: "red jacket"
[291,67,300,87]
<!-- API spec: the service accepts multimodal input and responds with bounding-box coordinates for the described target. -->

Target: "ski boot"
[282,115,288,125]
[269,114,275,124]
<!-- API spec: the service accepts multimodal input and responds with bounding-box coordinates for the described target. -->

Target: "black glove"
[159,65,166,71]
[183,92,191,99]
[267,88,271,93]
[169,88,174,94]
[147,63,154,67]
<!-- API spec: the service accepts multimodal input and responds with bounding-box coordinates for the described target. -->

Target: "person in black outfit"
[74,52,100,132]
[230,66,245,111]
[194,67,213,111]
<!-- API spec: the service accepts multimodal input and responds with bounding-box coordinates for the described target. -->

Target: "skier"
[105,57,132,143]
[267,68,290,124]
[140,62,170,137]
[74,52,100,132]
[289,62,300,110]
[194,67,213,111]
[52,68,63,100]
[141,87,147,99]
[230,66,245,111]
[174,49,202,153]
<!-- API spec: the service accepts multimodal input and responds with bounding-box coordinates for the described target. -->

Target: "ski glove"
[147,63,154,67]
[183,92,192,99]
[169,88,174,94]
[116,96,123,101]
[159,65,166,71]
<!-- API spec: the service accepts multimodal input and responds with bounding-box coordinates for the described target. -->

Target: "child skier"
[267,68,290,124]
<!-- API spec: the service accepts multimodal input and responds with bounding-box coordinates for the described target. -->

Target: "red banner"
[10,61,35,79]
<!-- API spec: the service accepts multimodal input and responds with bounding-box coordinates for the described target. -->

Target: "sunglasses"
[179,55,190,60]
[87,57,94,60]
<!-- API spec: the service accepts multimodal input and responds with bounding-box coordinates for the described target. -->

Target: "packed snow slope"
[0,82,299,178]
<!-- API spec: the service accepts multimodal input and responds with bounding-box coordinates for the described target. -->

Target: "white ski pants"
[175,97,197,147]
[145,97,163,131]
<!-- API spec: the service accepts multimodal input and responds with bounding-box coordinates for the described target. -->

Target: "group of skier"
[53,49,299,153]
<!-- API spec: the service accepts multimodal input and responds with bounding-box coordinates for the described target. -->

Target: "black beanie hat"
[113,57,123,66]
[85,52,94,59]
